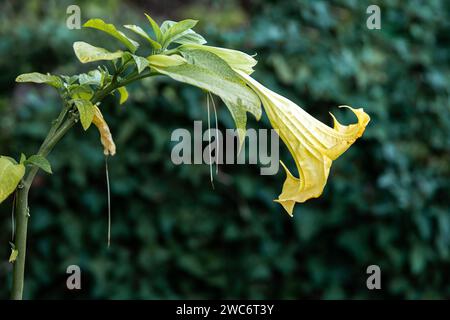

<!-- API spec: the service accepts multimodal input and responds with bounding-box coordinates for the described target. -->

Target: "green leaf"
[2,156,18,164]
[159,20,173,34]
[147,54,187,68]
[160,20,206,46]
[73,99,95,130]
[117,87,129,105]
[222,98,248,149]
[174,30,207,45]
[19,153,26,164]
[161,19,198,48]
[0,156,25,204]
[15,72,63,88]
[132,55,150,73]
[123,52,150,74]
[61,75,79,85]
[150,50,261,138]
[98,66,112,87]
[83,19,139,53]
[145,13,162,42]
[73,41,123,63]
[25,155,52,174]
[179,44,257,74]
[123,25,161,50]
[70,85,94,100]
[79,70,102,86]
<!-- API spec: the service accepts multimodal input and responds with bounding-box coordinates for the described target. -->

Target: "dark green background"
[0,0,449,299]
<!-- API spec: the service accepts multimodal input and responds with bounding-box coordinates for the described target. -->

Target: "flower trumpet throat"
[237,71,370,216]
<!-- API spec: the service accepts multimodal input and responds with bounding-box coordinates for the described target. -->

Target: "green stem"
[119,71,158,87]
[10,187,28,300]
[10,69,158,299]
[10,110,77,300]
[91,71,157,103]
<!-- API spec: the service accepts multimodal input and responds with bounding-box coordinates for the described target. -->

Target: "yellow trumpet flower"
[237,70,370,216]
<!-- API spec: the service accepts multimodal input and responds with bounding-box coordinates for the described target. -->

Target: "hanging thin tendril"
[11,191,16,242]
[207,94,215,189]
[105,156,111,248]
[209,92,219,175]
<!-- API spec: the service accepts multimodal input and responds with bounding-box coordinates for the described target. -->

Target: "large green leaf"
[73,41,123,63]
[15,72,63,88]
[123,24,161,50]
[181,50,260,118]
[73,99,95,130]
[149,50,261,141]
[161,19,199,48]
[179,44,257,74]
[83,19,139,53]
[0,156,25,204]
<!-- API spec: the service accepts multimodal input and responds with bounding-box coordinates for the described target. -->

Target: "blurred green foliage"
[0,0,449,299]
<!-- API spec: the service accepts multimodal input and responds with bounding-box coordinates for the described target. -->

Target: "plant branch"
[10,105,77,300]
[10,69,158,300]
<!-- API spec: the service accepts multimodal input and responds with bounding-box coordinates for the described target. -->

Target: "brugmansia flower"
[11,15,369,217]
[237,71,370,216]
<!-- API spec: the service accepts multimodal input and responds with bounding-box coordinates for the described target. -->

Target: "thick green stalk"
[11,110,77,300]
[10,187,29,300]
